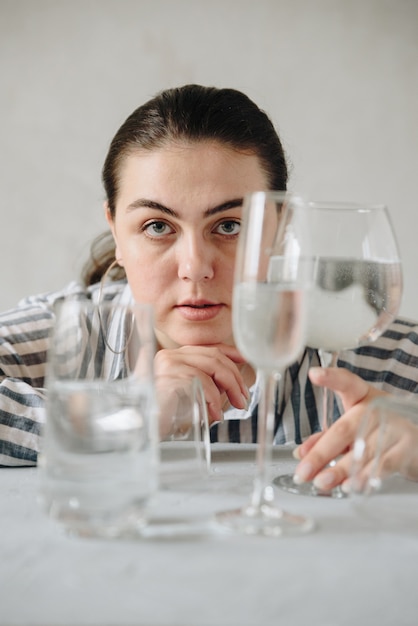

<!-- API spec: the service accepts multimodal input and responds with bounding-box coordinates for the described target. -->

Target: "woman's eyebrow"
[126,199,175,215]
[204,198,243,217]
[125,198,243,217]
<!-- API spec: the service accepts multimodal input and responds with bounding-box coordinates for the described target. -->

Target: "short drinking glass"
[38,299,158,538]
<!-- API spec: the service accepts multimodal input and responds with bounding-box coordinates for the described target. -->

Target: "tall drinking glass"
[274,201,403,497]
[215,191,314,536]
[38,299,158,538]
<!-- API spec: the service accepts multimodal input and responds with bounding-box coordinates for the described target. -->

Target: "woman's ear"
[104,202,124,267]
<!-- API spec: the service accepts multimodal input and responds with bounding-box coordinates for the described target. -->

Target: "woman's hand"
[292,367,387,491]
[154,344,251,427]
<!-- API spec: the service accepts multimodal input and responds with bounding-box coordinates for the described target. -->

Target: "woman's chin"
[155,326,234,349]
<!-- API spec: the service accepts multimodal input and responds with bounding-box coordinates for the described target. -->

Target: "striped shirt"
[1,280,418,466]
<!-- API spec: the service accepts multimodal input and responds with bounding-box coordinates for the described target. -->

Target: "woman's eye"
[215,220,241,236]
[143,221,173,237]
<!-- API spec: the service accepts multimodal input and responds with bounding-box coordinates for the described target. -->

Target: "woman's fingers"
[308,366,382,411]
[294,367,418,488]
[297,415,418,490]
[293,406,364,484]
[292,367,390,486]
[156,367,225,426]
[196,348,250,409]
[292,432,322,460]
[154,345,251,426]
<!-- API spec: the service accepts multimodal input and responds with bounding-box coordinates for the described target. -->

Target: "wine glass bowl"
[305,202,402,352]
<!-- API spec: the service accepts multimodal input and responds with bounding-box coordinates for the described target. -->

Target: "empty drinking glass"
[349,395,418,531]
[157,375,211,491]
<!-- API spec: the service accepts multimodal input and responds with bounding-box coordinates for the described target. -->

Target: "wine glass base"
[273,473,347,499]
[215,502,315,537]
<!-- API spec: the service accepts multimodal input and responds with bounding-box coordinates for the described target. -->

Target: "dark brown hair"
[82,84,288,285]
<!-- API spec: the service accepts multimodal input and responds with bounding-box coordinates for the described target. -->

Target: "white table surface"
[1,443,418,626]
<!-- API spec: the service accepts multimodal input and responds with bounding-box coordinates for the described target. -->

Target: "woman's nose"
[177,235,215,282]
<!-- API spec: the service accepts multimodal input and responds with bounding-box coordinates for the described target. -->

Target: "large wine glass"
[274,201,403,497]
[215,191,314,536]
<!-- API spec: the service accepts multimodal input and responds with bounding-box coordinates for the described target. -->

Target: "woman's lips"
[175,301,224,321]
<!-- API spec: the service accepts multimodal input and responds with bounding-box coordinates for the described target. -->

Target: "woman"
[1,84,418,475]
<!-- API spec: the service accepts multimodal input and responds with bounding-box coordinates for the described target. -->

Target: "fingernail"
[208,403,224,426]
[293,462,312,484]
[313,471,335,490]
[241,394,251,410]
[210,411,224,427]
[243,385,251,400]
[341,480,351,494]
[292,446,301,460]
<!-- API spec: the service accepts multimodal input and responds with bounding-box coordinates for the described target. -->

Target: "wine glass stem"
[318,350,338,432]
[251,368,278,508]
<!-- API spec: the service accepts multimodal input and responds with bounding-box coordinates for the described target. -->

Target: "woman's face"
[107,141,269,349]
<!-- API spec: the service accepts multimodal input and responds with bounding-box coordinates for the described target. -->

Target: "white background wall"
[1,0,417,318]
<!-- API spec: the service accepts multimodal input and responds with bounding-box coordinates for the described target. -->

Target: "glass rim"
[243,192,388,213]
[306,200,388,212]
[244,190,303,200]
